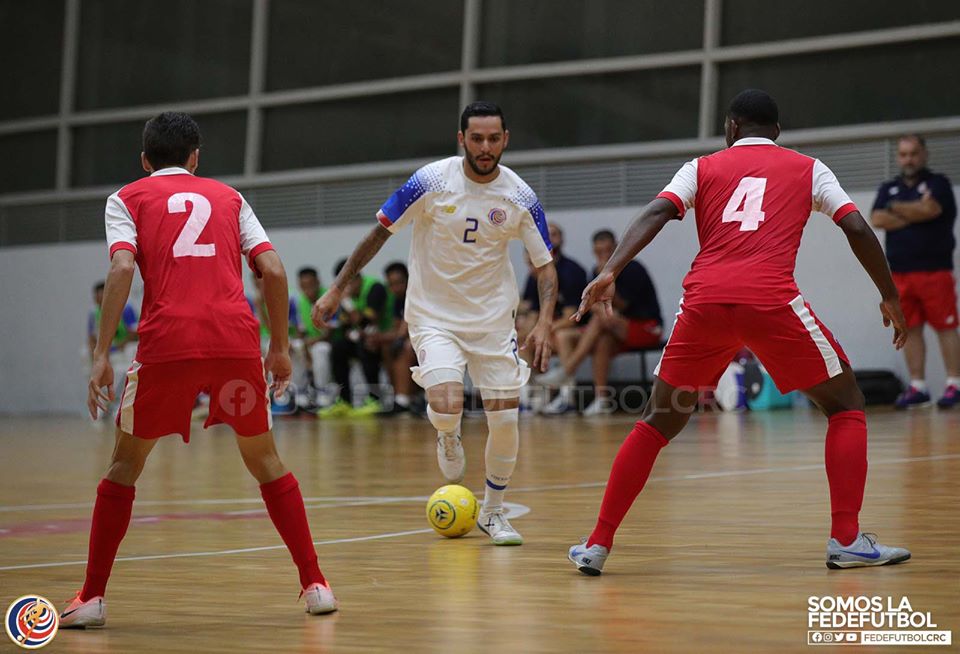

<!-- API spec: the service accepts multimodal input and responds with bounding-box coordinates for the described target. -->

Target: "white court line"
[0,503,531,572]
[0,453,956,572]
[1,453,958,514]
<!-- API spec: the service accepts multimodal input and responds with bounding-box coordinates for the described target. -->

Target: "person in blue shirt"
[871,135,959,409]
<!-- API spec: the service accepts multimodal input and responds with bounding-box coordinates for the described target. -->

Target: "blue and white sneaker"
[568,539,609,576]
[826,532,911,569]
[894,386,931,410]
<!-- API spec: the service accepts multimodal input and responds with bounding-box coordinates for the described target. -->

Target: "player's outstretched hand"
[523,320,554,372]
[264,346,292,398]
[312,287,342,329]
[87,355,114,420]
[573,272,616,322]
[880,296,908,350]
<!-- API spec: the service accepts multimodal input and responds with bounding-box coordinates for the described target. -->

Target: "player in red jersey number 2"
[60,113,337,628]
[568,90,911,575]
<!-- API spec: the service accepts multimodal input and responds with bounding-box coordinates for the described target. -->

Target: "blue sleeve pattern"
[379,162,446,224]
[508,180,552,251]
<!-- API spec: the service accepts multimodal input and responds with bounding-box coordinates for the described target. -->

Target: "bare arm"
[574,198,677,320]
[870,209,909,231]
[523,260,558,372]
[889,194,943,223]
[836,211,907,349]
[87,250,136,418]
[254,249,293,393]
[312,225,391,327]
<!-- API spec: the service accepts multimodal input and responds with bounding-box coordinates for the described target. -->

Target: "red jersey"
[657,137,858,306]
[105,167,274,363]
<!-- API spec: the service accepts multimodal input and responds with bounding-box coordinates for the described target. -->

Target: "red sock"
[80,479,135,601]
[825,410,868,546]
[587,421,669,549]
[260,473,325,589]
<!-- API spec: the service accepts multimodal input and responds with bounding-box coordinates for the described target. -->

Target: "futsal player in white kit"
[313,102,558,544]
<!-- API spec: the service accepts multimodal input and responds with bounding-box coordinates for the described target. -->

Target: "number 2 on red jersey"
[722,177,767,232]
[168,192,216,258]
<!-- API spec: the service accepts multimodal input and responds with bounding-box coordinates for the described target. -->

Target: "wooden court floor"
[0,408,957,653]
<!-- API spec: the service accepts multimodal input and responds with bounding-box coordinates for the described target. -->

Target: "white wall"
[0,189,956,414]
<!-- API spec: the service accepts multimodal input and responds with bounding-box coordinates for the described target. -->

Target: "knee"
[104,457,145,486]
[427,404,462,433]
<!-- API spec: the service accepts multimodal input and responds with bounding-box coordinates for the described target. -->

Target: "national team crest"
[488,208,507,226]
[5,595,59,649]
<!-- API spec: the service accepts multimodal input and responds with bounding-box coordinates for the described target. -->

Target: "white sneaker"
[60,592,105,628]
[536,366,574,388]
[437,432,466,483]
[477,508,523,545]
[302,581,339,615]
[542,391,575,415]
[583,397,616,416]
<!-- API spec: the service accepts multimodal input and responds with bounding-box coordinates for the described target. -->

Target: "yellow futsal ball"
[426,485,479,538]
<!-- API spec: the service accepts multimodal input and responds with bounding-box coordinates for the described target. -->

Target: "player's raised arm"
[88,250,136,419]
[574,197,678,322]
[311,224,391,328]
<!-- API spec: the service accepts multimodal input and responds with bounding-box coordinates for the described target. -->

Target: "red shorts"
[654,297,850,393]
[116,358,272,442]
[892,270,959,331]
[622,318,664,349]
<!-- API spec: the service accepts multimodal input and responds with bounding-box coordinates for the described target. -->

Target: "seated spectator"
[320,258,390,417]
[376,261,420,415]
[538,229,663,415]
[251,272,298,353]
[292,266,334,409]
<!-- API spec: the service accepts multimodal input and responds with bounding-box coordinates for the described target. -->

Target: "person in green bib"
[293,267,333,409]
[88,281,139,420]
[320,258,393,417]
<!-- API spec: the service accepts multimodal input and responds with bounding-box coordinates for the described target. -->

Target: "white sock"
[946,377,960,388]
[482,408,519,512]
[395,394,410,408]
[910,379,927,392]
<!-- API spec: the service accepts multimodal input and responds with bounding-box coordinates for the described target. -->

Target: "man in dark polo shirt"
[538,229,663,415]
[871,134,959,409]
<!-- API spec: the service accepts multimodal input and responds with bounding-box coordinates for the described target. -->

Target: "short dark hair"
[727,89,779,127]
[143,111,201,169]
[460,101,506,133]
[334,258,348,276]
[384,262,408,278]
[592,229,616,244]
[898,134,927,149]
[94,281,105,292]
[297,266,318,278]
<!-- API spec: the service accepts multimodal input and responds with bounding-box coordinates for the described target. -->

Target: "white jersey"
[378,156,553,333]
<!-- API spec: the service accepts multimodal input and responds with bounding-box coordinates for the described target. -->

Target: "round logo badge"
[218,379,258,417]
[488,208,507,226]
[5,595,59,650]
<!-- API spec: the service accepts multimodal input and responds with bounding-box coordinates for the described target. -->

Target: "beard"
[464,149,501,177]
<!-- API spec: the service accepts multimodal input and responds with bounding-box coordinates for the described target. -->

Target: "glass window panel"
[0,131,59,193]
[480,0,703,67]
[716,38,960,133]
[266,1,463,90]
[0,2,64,120]
[477,68,701,149]
[76,0,251,110]
[722,0,960,46]
[261,89,459,171]
[72,112,247,188]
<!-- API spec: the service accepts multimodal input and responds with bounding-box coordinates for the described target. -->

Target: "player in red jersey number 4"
[568,90,911,575]
[61,113,336,628]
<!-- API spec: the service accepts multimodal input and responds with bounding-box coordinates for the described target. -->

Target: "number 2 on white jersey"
[722,177,767,232]
[168,192,216,257]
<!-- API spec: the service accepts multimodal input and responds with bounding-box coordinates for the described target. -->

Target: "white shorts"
[409,324,530,395]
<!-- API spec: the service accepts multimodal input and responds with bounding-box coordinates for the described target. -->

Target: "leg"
[561,315,606,375]
[391,339,416,408]
[480,395,520,512]
[80,428,158,601]
[359,340,383,400]
[934,328,960,378]
[237,431,327,591]
[330,338,354,404]
[427,378,467,483]
[903,326,927,383]
[585,377,696,551]
[802,364,866,547]
[591,330,618,403]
